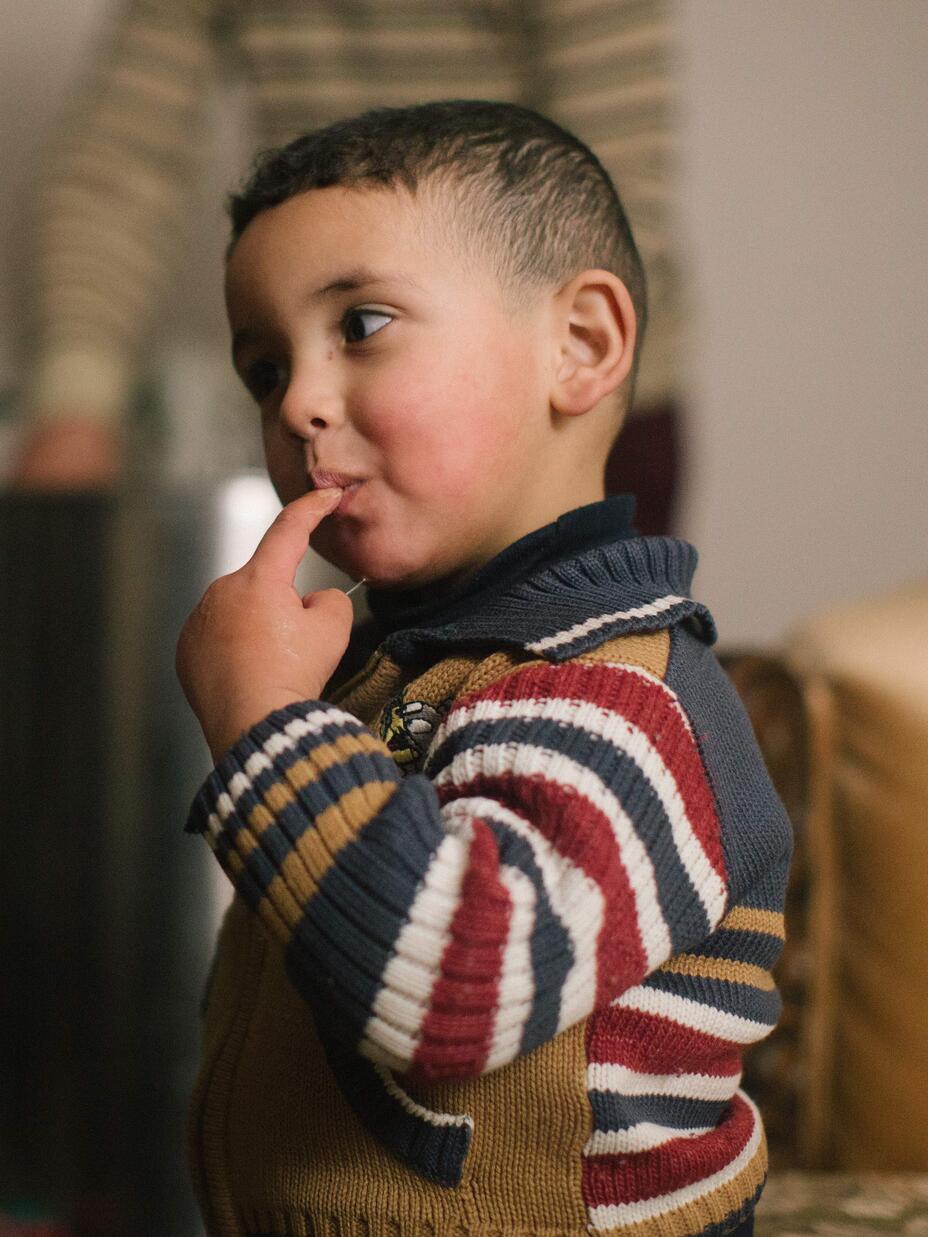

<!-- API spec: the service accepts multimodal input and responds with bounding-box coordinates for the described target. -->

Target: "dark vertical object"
[0,491,215,1237]
[0,495,115,1228]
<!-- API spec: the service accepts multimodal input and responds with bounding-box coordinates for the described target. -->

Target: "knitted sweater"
[27,0,679,424]
[186,517,791,1237]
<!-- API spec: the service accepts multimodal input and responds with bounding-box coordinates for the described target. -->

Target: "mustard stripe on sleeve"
[659,954,776,992]
[720,906,786,939]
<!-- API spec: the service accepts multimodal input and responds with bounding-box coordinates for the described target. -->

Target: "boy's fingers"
[248,488,342,581]
[302,586,355,629]
[300,588,355,680]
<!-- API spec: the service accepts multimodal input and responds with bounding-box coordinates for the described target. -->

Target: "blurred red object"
[605,402,680,535]
[0,1210,71,1237]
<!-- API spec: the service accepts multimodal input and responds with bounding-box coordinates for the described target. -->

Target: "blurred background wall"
[674,0,926,643]
[1,0,925,644]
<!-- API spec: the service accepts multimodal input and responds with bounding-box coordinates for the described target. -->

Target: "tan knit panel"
[394,632,671,708]
[225,934,471,1228]
[573,629,670,677]
[361,651,538,746]
[403,652,495,701]
[451,648,541,694]
[220,924,591,1233]
[199,913,767,1234]
[332,651,406,726]
[403,1024,592,1232]
[188,896,270,1237]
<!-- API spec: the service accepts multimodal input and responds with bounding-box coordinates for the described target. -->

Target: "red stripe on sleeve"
[440,769,648,1004]
[612,671,727,886]
[585,1004,743,1078]
[454,661,727,886]
[411,819,511,1081]
[582,1093,755,1208]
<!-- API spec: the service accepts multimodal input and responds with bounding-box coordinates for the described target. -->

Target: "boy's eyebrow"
[306,267,425,302]
[231,268,423,361]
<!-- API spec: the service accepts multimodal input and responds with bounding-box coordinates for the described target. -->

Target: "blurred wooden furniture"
[723,583,928,1191]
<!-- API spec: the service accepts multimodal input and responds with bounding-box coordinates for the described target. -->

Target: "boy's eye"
[343,309,392,344]
[242,358,286,402]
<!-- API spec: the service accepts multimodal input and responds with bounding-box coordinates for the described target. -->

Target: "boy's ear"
[549,270,637,417]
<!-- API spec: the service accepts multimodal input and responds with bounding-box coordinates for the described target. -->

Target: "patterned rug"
[757,1173,928,1235]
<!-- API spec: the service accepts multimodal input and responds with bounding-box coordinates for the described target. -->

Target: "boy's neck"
[367,491,635,635]
[463,472,608,587]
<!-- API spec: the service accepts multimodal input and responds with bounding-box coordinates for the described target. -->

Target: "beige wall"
[2,1,925,642]
[675,0,927,643]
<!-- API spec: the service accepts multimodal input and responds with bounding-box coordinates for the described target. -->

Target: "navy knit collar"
[367,494,638,637]
[368,496,716,665]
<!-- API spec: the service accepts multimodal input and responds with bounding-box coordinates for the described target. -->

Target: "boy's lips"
[310,467,365,513]
[310,467,362,489]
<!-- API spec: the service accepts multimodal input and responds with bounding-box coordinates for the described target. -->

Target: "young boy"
[176,101,790,1237]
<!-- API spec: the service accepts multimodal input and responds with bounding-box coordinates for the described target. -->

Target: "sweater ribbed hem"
[235,1169,764,1237]
[241,1220,598,1236]
[239,1212,759,1237]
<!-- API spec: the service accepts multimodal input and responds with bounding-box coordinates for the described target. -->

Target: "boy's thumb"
[301,586,355,631]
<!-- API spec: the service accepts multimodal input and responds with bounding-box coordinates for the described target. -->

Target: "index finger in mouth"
[248,487,343,581]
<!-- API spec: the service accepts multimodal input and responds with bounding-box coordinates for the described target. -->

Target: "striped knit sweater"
[186,531,791,1237]
[28,0,679,424]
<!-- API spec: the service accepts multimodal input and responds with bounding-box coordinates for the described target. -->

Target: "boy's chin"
[309,531,460,593]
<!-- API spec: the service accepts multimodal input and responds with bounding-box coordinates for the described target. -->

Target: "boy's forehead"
[232,183,442,262]
[225,181,488,306]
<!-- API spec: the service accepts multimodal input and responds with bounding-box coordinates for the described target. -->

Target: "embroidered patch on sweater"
[379,695,451,774]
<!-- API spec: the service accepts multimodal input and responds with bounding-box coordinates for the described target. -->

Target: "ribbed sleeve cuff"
[186,701,402,928]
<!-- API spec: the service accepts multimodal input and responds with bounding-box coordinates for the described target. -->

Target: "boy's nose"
[278,374,344,440]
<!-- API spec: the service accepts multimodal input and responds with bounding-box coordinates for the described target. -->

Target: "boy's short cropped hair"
[227,99,648,397]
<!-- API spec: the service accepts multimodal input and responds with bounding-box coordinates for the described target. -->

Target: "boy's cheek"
[263,434,308,505]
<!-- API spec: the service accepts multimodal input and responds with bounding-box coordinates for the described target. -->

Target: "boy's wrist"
[206,692,309,764]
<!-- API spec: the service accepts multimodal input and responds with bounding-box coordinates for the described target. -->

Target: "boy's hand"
[176,488,354,763]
